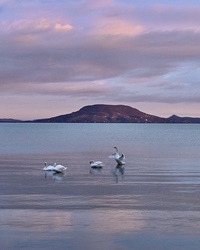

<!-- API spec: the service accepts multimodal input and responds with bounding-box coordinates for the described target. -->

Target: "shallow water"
[0,124,200,249]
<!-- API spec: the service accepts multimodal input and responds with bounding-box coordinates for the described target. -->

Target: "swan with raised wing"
[109,147,125,165]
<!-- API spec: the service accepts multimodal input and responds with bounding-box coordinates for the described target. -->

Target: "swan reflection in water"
[44,170,64,182]
[90,167,102,175]
[112,164,125,183]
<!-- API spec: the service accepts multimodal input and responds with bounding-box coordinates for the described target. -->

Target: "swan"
[53,163,67,173]
[90,160,104,168]
[43,162,55,171]
[43,162,67,173]
[109,147,125,165]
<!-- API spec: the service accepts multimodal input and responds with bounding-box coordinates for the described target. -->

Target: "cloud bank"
[0,0,200,118]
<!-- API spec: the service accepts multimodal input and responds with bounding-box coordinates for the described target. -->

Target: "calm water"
[0,123,200,250]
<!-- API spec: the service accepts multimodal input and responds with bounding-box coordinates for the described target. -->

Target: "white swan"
[53,163,67,173]
[109,147,125,165]
[90,160,104,168]
[43,162,55,171]
[43,162,67,173]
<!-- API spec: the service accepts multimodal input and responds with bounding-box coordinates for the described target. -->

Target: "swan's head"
[54,163,57,166]
[114,147,118,152]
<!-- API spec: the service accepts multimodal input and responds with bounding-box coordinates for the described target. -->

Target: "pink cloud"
[93,18,143,36]
[0,0,200,119]
[1,18,73,32]
[54,23,73,31]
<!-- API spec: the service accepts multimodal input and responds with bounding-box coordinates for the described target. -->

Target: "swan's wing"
[55,164,64,168]
[95,161,103,165]
[115,154,125,165]
[109,152,117,159]
[43,165,55,171]
[90,161,104,167]
[119,153,125,161]
[53,164,67,172]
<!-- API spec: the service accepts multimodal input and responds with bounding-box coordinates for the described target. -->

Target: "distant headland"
[1,104,200,123]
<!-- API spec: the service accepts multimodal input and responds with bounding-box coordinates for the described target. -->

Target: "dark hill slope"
[168,115,200,123]
[33,104,168,123]
[0,118,22,123]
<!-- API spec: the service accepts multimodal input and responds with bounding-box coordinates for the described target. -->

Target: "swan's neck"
[114,147,118,153]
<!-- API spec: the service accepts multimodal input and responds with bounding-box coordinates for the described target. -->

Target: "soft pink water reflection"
[0,124,200,249]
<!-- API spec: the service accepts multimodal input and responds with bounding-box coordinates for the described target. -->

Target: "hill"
[1,104,200,123]
[168,115,200,123]
[33,104,168,123]
[0,118,22,123]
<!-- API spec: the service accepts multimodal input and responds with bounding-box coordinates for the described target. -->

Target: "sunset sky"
[0,0,200,119]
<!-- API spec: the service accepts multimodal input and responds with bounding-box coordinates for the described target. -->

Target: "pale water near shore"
[0,123,200,249]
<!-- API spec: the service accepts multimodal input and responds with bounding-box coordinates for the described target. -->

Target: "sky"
[0,0,200,120]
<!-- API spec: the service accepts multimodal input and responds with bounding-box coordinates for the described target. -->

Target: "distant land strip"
[1,104,200,123]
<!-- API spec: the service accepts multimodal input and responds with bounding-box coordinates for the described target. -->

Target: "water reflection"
[89,163,125,183]
[0,208,144,232]
[0,209,73,231]
[111,164,125,183]
[44,171,64,182]
[90,167,102,175]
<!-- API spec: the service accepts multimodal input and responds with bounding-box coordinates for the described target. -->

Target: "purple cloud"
[0,0,200,119]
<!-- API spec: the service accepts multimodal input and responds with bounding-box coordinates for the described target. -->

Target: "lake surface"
[0,123,200,250]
